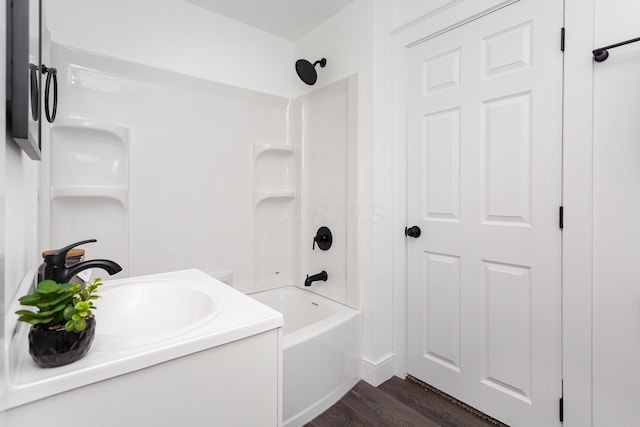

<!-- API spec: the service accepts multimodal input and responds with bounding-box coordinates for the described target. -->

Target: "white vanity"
[4,270,283,426]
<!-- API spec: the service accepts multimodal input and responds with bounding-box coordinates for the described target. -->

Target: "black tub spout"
[304,271,328,287]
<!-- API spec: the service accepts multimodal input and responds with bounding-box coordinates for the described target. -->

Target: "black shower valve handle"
[312,226,333,251]
[312,233,328,250]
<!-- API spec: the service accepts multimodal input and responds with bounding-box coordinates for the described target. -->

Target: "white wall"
[370,0,396,385]
[591,1,640,424]
[293,1,372,98]
[45,0,295,98]
[4,141,38,304]
[2,0,41,419]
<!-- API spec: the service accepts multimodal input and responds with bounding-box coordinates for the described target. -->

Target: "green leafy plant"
[16,278,103,332]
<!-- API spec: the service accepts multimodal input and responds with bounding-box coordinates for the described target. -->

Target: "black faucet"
[304,271,328,287]
[42,239,123,284]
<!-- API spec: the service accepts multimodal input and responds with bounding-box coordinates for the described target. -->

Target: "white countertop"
[4,269,283,409]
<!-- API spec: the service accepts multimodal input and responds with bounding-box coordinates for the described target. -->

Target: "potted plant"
[15,277,103,368]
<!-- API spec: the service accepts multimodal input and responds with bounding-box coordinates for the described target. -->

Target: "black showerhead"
[295,58,327,85]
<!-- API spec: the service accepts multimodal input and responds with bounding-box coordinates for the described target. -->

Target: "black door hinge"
[561,27,565,52]
[559,396,564,422]
[559,206,564,229]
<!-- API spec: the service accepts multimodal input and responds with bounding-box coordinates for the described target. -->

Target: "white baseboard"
[361,354,396,387]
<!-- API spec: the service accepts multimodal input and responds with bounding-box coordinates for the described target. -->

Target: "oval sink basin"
[94,278,224,349]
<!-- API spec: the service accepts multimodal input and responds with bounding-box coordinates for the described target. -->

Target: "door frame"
[560,0,595,425]
[391,1,593,425]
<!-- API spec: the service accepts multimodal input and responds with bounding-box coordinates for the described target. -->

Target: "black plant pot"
[28,317,96,368]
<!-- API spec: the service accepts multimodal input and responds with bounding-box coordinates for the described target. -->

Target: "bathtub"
[250,286,362,427]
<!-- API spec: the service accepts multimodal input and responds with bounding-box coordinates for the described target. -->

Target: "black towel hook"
[593,36,640,62]
[42,65,58,123]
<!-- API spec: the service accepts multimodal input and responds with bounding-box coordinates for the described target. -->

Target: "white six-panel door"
[406,1,563,425]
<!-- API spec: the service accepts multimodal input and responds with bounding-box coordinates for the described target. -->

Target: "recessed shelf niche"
[254,144,296,192]
[48,119,130,277]
[252,144,297,290]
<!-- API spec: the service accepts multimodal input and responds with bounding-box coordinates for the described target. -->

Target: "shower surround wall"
[298,77,358,307]
[43,43,358,304]
[43,43,290,293]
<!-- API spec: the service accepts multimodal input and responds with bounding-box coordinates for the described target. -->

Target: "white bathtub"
[250,286,362,427]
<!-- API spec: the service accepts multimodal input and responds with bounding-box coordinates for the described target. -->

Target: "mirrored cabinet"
[7,0,57,160]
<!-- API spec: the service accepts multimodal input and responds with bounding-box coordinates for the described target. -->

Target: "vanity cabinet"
[6,329,281,427]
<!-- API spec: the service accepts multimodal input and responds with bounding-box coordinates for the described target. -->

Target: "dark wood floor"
[306,376,508,427]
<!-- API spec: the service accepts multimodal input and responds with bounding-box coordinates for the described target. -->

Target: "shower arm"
[312,59,327,68]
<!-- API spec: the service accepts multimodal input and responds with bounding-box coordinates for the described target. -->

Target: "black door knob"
[405,226,421,238]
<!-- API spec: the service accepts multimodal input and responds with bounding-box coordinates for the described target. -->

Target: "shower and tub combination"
[36,43,361,427]
[251,287,360,426]
[249,57,361,427]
